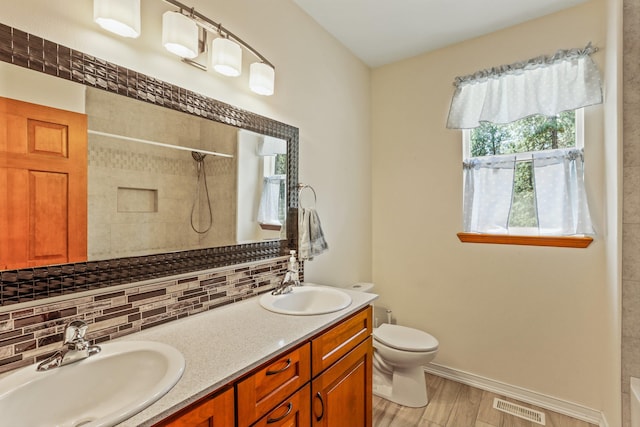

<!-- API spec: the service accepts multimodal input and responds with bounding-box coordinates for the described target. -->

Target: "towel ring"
[298,184,317,209]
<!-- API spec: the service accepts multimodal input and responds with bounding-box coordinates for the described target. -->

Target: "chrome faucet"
[36,320,101,371]
[272,269,301,295]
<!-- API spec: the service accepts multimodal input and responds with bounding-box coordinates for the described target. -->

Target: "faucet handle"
[64,320,88,344]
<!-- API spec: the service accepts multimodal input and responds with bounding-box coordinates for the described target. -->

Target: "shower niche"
[116,187,158,213]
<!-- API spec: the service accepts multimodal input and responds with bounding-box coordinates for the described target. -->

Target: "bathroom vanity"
[112,288,376,426]
[0,22,376,427]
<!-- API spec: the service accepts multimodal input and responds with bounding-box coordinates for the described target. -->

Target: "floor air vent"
[492,398,546,425]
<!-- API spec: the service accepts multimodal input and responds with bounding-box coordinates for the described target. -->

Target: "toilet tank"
[345,282,392,327]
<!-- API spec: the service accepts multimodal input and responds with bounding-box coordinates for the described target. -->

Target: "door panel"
[29,171,68,261]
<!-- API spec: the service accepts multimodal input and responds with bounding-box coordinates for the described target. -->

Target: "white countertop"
[115,285,378,426]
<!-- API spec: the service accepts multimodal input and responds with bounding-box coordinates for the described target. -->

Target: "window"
[463,110,586,234]
[264,153,287,223]
[446,44,602,246]
[257,152,287,230]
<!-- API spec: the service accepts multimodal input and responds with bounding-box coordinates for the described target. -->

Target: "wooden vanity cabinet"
[154,306,372,427]
[153,387,234,427]
[310,307,373,427]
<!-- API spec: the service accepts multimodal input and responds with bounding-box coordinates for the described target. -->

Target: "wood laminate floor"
[373,374,598,427]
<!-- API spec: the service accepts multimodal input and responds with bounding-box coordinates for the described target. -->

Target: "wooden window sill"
[457,232,593,248]
[259,223,282,231]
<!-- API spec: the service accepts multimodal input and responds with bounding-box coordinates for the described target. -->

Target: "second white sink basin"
[260,284,352,315]
[0,340,185,427]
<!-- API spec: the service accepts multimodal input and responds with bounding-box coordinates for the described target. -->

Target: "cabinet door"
[311,337,372,427]
[155,387,234,427]
[251,383,310,427]
[237,343,311,426]
[311,306,372,377]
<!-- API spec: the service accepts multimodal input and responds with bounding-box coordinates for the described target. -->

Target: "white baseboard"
[424,363,607,427]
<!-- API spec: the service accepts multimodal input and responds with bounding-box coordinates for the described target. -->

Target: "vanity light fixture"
[93,0,141,38]
[161,0,276,95]
[94,0,276,95]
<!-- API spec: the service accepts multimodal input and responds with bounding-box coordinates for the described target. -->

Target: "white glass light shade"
[162,11,199,59]
[249,62,275,96]
[211,38,242,77]
[94,0,141,38]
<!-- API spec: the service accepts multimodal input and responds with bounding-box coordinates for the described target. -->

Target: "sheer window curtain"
[463,156,516,233]
[257,175,285,227]
[533,148,593,235]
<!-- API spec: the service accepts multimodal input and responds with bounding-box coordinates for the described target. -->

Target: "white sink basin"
[260,284,352,315]
[0,340,185,427]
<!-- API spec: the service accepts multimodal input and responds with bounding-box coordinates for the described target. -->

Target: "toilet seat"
[373,324,439,352]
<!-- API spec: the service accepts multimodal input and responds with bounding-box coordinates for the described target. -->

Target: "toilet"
[347,283,439,408]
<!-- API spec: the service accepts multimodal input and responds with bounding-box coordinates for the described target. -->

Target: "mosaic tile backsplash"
[0,257,294,375]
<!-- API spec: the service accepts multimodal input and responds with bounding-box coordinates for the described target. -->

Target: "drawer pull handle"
[315,392,325,421]
[266,402,293,424]
[266,358,291,375]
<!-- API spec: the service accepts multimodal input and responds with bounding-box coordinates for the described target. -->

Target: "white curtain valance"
[447,44,602,129]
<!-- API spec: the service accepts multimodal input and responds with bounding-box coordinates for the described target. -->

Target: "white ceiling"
[293,0,590,67]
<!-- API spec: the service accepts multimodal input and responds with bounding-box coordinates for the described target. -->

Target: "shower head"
[192,151,207,162]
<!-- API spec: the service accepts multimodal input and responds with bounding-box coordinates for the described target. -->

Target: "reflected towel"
[298,208,328,261]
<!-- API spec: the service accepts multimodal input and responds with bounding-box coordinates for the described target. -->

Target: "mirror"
[86,87,287,260]
[0,22,298,307]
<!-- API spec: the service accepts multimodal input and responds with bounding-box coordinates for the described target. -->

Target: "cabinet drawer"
[251,383,311,427]
[237,343,311,427]
[311,306,372,377]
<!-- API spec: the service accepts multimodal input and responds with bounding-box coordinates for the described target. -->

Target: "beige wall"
[372,0,619,419]
[1,0,372,285]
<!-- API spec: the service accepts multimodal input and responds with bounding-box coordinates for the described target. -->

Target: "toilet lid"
[373,324,439,352]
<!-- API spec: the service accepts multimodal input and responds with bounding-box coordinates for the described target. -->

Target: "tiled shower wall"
[0,257,290,375]
[87,87,239,260]
[622,0,640,424]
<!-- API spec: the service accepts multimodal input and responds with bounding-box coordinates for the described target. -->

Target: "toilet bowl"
[345,282,439,407]
[372,323,439,408]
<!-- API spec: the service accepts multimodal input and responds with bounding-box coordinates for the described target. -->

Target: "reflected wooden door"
[0,96,87,269]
